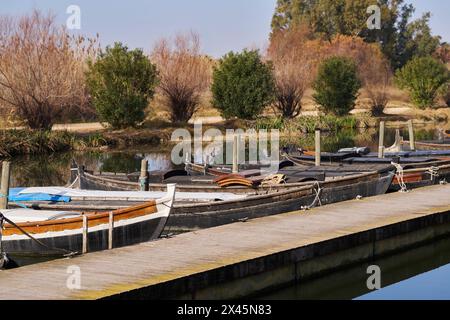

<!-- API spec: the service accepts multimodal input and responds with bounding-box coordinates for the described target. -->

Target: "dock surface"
[1,184,450,299]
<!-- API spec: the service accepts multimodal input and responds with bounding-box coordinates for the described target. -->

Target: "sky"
[0,0,449,57]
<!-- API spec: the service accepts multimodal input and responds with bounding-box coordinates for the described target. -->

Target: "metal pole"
[378,121,385,159]
[0,162,11,209]
[315,130,321,167]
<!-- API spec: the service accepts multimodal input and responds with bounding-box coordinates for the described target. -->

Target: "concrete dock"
[1,184,450,300]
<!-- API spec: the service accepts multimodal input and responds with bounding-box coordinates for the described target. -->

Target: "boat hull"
[4,214,167,260]
[403,140,450,151]
[165,172,394,232]
[71,169,394,232]
[389,164,450,192]
[2,185,175,267]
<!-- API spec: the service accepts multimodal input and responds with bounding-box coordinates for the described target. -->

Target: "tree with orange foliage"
[434,43,450,65]
[324,35,392,115]
[0,10,98,130]
[152,32,212,123]
[268,25,323,118]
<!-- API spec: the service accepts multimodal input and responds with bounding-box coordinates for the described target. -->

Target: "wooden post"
[408,120,416,151]
[0,161,11,209]
[139,159,149,191]
[82,215,88,254]
[315,130,321,167]
[378,121,385,159]
[232,135,238,174]
[108,212,114,250]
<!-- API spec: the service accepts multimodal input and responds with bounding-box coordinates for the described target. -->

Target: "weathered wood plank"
[0,184,450,300]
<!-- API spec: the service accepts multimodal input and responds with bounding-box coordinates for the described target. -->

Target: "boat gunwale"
[81,170,390,209]
[3,201,158,234]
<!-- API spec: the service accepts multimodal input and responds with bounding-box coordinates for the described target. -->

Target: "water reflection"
[258,234,450,300]
[9,151,174,188]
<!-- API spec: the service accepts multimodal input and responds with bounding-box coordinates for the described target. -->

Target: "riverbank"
[1,107,449,158]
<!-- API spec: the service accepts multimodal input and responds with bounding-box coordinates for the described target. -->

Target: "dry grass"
[146,83,449,123]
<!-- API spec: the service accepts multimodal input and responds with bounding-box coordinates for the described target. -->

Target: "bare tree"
[151,32,212,123]
[268,25,322,118]
[0,10,98,130]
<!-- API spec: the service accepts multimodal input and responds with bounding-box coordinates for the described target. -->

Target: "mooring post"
[82,215,88,254]
[139,159,149,191]
[108,212,114,250]
[408,120,416,151]
[378,121,385,159]
[0,161,11,210]
[232,134,239,174]
[315,129,321,167]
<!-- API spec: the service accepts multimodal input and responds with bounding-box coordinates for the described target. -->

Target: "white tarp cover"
[2,209,81,223]
[18,187,247,201]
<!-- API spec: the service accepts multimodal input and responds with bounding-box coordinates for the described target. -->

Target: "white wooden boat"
[0,184,175,266]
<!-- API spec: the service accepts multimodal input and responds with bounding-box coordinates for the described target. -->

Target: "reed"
[255,115,360,133]
[0,130,109,157]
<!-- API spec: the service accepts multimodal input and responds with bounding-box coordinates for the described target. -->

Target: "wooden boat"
[287,129,450,163]
[402,128,450,150]
[0,184,175,266]
[73,166,322,194]
[389,162,450,192]
[403,140,450,150]
[13,164,395,233]
[285,152,450,192]
[399,128,450,150]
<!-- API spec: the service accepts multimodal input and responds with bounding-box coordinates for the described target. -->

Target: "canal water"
[258,234,450,300]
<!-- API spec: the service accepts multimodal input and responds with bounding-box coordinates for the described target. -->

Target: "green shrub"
[395,56,449,109]
[86,43,159,129]
[313,56,361,116]
[211,50,275,120]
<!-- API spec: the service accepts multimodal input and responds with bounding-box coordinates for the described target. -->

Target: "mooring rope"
[426,166,440,181]
[391,162,409,193]
[301,181,323,211]
[66,174,79,189]
[0,213,78,258]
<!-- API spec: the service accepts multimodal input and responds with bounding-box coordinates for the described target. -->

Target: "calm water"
[259,234,450,300]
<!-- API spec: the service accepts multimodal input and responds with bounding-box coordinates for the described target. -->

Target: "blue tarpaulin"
[8,188,71,203]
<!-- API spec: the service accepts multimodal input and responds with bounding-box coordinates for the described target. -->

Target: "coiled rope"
[391,162,409,193]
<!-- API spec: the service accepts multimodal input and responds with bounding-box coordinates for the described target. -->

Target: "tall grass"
[0,130,109,157]
[255,115,360,133]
